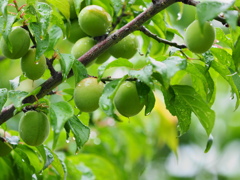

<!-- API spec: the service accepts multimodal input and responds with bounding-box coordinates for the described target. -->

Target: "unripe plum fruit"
[114,81,144,117]
[74,77,104,112]
[109,34,138,59]
[67,20,87,43]
[19,111,50,146]
[21,48,46,80]
[95,51,111,64]
[184,20,215,53]
[78,5,112,37]
[71,37,96,59]
[0,27,30,59]
[0,130,12,157]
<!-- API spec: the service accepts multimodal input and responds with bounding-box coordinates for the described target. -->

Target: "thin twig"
[22,25,37,46]
[46,53,58,77]
[139,26,187,49]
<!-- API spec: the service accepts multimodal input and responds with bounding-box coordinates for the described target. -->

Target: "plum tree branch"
[0,0,178,125]
[0,0,209,125]
[139,26,187,49]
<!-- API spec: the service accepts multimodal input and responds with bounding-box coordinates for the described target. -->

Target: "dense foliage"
[0,0,240,179]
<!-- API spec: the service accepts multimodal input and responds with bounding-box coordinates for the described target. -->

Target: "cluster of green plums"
[74,77,144,117]
[68,3,138,63]
[0,27,47,80]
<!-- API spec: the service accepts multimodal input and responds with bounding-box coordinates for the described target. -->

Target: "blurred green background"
[1,0,240,179]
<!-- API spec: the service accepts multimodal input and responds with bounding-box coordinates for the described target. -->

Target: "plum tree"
[0,27,30,59]
[74,77,104,112]
[184,20,215,53]
[114,81,144,117]
[109,34,138,59]
[67,20,87,43]
[19,111,50,146]
[78,5,112,37]
[0,129,12,157]
[21,48,46,80]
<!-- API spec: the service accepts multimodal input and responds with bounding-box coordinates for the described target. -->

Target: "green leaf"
[13,145,36,177]
[151,57,187,88]
[37,2,52,35]
[186,62,215,104]
[135,81,155,115]
[49,101,74,149]
[139,31,151,55]
[163,85,215,135]
[46,25,63,55]
[72,60,88,86]
[45,146,67,179]
[129,65,154,88]
[99,75,128,121]
[162,86,192,135]
[1,15,17,51]
[215,28,232,48]
[0,157,15,180]
[98,59,133,79]
[47,0,70,19]
[66,115,90,152]
[144,89,155,116]
[29,22,49,60]
[8,90,28,108]
[0,0,8,17]
[36,145,54,171]
[50,8,66,36]
[27,0,37,6]
[225,10,238,30]
[197,0,235,27]
[59,53,75,80]
[204,134,213,153]
[66,154,119,180]
[174,85,215,135]
[110,0,122,14]
[0,88,7,112]
[211,60,240,109]
[73,0,84,15]
[211,47,234,68]
[232,35,240,70]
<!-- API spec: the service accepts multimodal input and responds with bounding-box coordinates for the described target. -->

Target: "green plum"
[78,5,112,37]
[71,37,96,60]
[74,77,104,112]
[19,111,50,146]
[67,20,87,43]
[184,20,215,53]
[109,34,138,59]
[114,81,144,117]
[95,51,111,64]
[21,48,46,80]
[0,27,30,59]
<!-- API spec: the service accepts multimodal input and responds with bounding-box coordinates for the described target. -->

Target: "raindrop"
[66,139,70,143]
[177,13,182,20]
[102,104,109,110]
